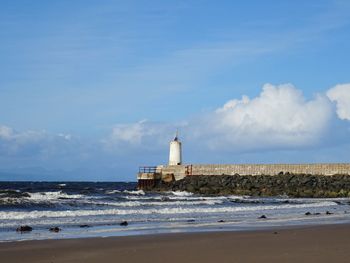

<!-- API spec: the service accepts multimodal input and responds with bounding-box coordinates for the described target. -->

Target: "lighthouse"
[168,131,182,165]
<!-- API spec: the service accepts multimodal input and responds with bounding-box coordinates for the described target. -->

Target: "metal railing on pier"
[139,166,157,173]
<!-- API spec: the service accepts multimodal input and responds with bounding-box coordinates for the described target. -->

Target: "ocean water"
[1,181,350,242]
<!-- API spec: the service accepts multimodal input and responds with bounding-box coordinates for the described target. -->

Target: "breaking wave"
[0,200,338,220]
[28,191,84,201]
[123,190,145,195]
[169,191,193,197]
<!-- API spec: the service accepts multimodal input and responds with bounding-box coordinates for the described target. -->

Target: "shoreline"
[1,223,350,263]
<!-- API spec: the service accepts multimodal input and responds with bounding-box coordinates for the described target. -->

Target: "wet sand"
[1,224,350,263]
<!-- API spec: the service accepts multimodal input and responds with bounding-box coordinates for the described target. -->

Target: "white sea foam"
[27,191,84,201]
[123,190,145,195]
[227,195,247,200]
[89,199,223,207]
[123,195,219,202]
[0,200,338,220]
[170,191,193,197]
[124,195,242,202]
[105,190,121,194]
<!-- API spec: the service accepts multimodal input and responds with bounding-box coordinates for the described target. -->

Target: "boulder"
[120,221,128,226]
[49,227,61,233]
[16,225,32,232]
[186,184,195,192]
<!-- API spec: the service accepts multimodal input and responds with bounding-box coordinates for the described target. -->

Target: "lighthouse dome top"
[173,131,179,142]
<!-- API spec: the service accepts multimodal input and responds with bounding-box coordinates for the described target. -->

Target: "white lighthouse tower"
[169,131,182,166]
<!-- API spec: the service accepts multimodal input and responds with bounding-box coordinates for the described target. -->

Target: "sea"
[1,181,350,242]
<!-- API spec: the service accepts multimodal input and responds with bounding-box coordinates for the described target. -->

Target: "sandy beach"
[1,224,350,263]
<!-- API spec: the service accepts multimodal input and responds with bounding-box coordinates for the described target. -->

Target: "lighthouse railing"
[139,166,157,174]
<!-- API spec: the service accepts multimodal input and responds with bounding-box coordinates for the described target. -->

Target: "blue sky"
[0,0,350,181]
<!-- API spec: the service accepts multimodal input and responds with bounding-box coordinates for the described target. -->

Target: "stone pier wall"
[157,165,187,181]
[191,164,350,176]
[158,163,350,181]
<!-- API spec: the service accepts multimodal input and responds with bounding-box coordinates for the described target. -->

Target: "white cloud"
[109,120,150,145]
[0,125,74,157]
[104,83,336,153]
[0,125,13,139]
[103,83,349,154]
[58,133,72,140]
[104,120,178,152]
[327,84,350,121]
[193,84,333,150]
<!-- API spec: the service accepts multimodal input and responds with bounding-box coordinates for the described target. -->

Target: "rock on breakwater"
[152,174,350,197]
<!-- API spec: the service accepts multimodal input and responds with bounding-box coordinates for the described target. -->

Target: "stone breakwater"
[152,174,350,197]
[151,163,350,182]
[189,164,350,176]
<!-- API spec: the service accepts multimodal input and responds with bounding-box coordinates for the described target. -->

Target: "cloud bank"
[104,83,348,153]
[199,83,333,150]
[0,125,75,158]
